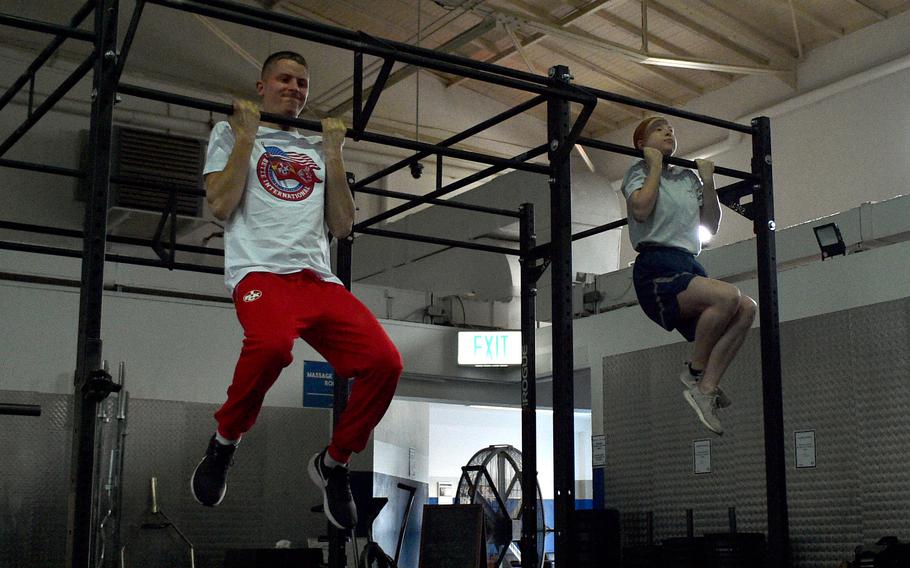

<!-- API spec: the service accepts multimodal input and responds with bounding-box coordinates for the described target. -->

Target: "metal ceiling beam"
[182,0,524,158]
[631,62,705,96]
[193,14,261,70]
[333,0,415,37]
[587,115,639,139]
[504,23,536,76]
[325,17,497,116]
[499,26,629,132]
[500,0,708,96]
[305,1,475,108]
[538,38,672,107]
[448,0,613,87]
[281,1,352,29]
[208,1,543,157]
[648,0,770,65]
[641,0,649,51]
[474,36,501,54]
[458,80,619,133]
[849,0,887,20]
[502,0,614,20]
[474,26,609,129]
[695,0,800,61]
[469,3,786,74]
[786,0,803,60]
[585,4,733,88]
[770,0,844,37]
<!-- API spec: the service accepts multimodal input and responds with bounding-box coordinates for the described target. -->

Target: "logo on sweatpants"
[243,290,263,302]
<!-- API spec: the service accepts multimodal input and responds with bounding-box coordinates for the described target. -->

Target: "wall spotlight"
[813,222,846,260]
[409,161,424,179]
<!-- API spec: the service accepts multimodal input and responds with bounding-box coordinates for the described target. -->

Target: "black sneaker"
[307,448,357,529]
[191,435,236,507]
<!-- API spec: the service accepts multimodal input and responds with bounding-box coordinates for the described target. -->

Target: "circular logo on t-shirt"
[256,146,323,201]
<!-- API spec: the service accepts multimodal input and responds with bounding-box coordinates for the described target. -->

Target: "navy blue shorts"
[632,246,707,342]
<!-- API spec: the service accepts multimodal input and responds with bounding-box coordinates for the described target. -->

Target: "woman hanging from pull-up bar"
[621,116,757,436]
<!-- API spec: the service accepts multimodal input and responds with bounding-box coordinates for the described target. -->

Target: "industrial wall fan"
[455,445,546,568]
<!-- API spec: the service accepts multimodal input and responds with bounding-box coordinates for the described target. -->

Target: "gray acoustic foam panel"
[0,392,334,568]
[852,301,910,541]
[0,391,72,568]
[601,296,910,567]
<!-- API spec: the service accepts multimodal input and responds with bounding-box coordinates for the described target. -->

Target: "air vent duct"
[79,126,204,218]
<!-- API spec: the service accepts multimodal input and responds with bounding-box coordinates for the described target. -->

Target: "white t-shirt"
[203,122,342,292]
[621,159,704,255]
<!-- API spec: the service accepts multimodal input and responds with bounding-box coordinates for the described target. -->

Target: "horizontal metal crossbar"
[356,144,549,230]
[0,13,95,42]
[581,85,753,134]
[355,186,520,218]
[357,227,521,256]
[145,0,590,105]
[577,137,756,180]
[117,84,550,175]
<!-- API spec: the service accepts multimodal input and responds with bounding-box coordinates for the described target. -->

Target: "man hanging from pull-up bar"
[621,116,757,436]
[190,51,403,530]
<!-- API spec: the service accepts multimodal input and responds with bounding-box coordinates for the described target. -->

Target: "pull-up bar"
[578,137,757,181]
[116,84,550,176]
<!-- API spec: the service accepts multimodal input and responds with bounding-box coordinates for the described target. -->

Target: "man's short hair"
[261,51,309,78]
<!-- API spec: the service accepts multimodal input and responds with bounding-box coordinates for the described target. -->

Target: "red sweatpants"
[214,270,403,463]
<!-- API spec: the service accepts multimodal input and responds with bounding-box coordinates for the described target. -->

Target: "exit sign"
[457,331,522,366]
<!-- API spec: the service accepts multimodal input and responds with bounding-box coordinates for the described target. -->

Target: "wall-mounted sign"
[592,435,607,467]
[457,331,522,366]
[303,360,335,408]
[795,430,817,468]
[694,439,712,474]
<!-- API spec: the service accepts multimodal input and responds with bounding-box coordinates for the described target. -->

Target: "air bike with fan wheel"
[358,482,418,568]
[313,481,417,568]
[456,445,550,568]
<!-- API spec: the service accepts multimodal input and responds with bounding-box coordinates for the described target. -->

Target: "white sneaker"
[679,369,731,408]
[683,385,724,435]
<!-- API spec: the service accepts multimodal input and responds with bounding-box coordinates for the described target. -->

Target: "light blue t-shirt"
[621,159,704,255]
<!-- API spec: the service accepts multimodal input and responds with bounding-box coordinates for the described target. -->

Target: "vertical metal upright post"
[334,234,353,427]
[547,64,576,566]
[519,202,539,568]
[67,1,118,567]
[752,116,790,567]
[328,175,356,568]
[336,236,353,290]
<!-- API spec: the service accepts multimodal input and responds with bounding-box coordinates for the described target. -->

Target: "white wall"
[593,10,910,267]
[373,399,430,483]
[0,277,520,402]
